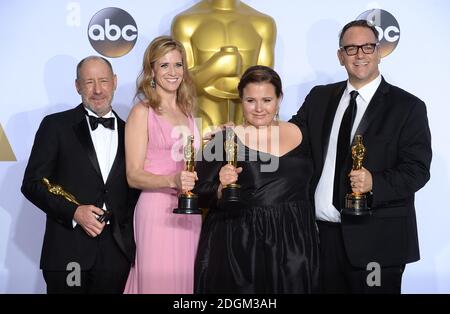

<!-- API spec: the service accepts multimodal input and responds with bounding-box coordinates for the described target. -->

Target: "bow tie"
[88,115,115,130]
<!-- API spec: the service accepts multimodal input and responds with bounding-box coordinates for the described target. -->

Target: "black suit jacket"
[22,104,138,271]
[290,78,432,267]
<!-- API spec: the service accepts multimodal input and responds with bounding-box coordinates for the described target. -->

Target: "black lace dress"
[193,130,319,293]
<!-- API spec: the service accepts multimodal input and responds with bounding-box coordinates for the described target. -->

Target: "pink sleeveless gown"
[124,107,202,294]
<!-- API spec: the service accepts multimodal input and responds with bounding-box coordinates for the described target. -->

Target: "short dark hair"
[339,20,379,46]
[238,65,283,99]
[76,55,114,79]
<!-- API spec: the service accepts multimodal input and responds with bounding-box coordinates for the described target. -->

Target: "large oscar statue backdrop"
[0,0,449,293]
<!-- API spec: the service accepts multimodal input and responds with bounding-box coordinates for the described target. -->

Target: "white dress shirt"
[73,107,118,227]
[315,75,382,223]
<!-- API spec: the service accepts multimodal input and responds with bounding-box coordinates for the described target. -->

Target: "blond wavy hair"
[135,36,196,116]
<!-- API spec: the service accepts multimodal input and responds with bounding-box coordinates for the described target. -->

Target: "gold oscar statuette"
[341,135,372,216]
[42,177,80,205]
[219,127,243,210]
[42,177,111,223]
[173,136,201,215]
[171,0,276,136]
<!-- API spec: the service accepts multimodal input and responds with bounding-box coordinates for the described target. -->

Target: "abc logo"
[357,9,400,58]
[88,7,138,58]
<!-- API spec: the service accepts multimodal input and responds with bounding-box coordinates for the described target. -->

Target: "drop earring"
[151,78,156,89]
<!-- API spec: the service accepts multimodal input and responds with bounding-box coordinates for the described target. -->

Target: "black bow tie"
[88,115,115,130]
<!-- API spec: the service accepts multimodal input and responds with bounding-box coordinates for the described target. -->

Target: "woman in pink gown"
[124,36,201,294]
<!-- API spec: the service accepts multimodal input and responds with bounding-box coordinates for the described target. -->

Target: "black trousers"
[43,226,130,294]
[317,220,404,294]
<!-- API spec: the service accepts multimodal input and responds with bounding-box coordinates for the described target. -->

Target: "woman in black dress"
[194,65,319,293]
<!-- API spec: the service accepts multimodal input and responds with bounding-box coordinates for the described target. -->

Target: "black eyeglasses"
[340,43,378,56]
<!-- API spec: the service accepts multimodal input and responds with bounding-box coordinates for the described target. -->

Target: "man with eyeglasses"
[290,20,431,293]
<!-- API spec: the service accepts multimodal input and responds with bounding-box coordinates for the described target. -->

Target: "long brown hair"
[135,36,196,116]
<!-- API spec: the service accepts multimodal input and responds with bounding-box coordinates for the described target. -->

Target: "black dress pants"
[43,226,130,294]
[317,220,404,294]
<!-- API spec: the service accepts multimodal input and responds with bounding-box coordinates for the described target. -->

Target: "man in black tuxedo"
[290,20,432,293]
[22,56,138,293]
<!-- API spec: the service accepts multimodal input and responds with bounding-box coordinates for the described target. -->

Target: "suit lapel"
[353,77,390,142]
[341,78,390,181]
[321,83,346,164]
[105,111,124,185]
[72,104,103,178]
